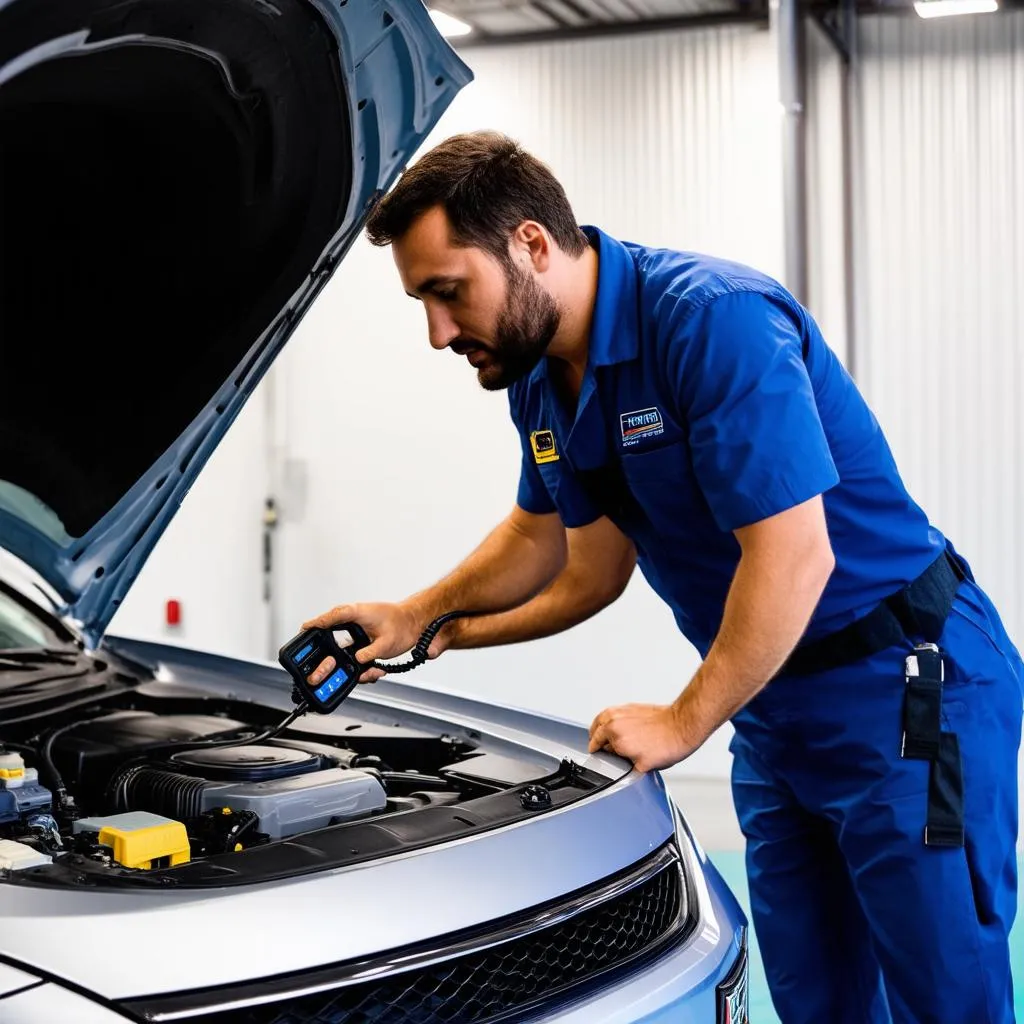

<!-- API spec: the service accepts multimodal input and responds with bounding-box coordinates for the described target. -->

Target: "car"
[0,0,749,1020]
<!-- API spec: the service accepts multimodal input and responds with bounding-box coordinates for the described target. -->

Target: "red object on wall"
[166,599,182,627]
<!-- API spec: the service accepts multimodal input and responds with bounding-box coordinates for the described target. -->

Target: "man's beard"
[463,264,561,391]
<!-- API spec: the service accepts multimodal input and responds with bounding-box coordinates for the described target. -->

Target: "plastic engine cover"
[197,769,385,838]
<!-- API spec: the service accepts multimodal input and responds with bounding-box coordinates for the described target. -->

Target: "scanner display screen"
[293,642,314,664]
[313,666,350,704]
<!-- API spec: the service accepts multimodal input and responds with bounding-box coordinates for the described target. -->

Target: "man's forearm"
[447,560,627,649]
[443,515,636,649]
[673,523,835,745]
[585,498,834,773]
[401,507,567,626]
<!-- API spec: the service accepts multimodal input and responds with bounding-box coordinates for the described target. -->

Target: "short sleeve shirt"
[508,227,945,656]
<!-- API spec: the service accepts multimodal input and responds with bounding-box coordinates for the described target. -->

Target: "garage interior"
[6,0,1016,1017]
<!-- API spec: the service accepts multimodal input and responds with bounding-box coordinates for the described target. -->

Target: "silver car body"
[0,565,748,1021]
[0,0,748,1019]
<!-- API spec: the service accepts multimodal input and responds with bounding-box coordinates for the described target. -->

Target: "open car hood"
[0,0,471,647]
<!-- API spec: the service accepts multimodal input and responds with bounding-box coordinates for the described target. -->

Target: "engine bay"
[0,654,605,888]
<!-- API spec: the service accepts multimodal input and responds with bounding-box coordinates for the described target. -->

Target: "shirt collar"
[528,225,640,384]
[583,225,641,367]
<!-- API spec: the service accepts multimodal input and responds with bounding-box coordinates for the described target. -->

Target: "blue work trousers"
[730,576,1024,1023]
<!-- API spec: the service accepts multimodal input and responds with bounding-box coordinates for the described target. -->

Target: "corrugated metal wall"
[851,11,1024,642]
[439,25,785,280]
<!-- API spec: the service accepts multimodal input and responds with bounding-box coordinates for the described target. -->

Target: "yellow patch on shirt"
[530,429,559,464]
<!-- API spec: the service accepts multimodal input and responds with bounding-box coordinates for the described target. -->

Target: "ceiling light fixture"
[429,8,473,37]
[914,0,997,17]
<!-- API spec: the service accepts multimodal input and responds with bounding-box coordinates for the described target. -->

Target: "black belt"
[782,548,970,850]
[781,549,967,677]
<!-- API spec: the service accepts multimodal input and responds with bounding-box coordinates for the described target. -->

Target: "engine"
[0,702,575,882]
[0,711,401,872]
[57,712,388,841]
[112,744,386,839]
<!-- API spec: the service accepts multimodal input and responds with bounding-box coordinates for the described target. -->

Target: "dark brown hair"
[364,131,589,265]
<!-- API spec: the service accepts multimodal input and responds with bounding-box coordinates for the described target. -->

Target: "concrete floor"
[666,777,1024,1022]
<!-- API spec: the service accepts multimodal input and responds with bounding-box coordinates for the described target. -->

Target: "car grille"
[124,843,693,1024]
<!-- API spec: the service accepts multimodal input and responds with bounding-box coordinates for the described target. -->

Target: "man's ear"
[510,220,552,273]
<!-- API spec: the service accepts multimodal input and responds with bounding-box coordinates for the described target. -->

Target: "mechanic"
[303,131,1023,1023]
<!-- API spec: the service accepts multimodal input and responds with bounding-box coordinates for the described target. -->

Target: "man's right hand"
[295,506,572,687]
[300,602,426,685]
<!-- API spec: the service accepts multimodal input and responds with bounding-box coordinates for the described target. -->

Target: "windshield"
[0,578,116,710]
[0,481,71,546]
[0,587,50,649]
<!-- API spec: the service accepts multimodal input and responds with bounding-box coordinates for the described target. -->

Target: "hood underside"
[0,0,471,645]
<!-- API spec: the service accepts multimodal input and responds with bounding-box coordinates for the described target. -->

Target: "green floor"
[709,852,1024,1021]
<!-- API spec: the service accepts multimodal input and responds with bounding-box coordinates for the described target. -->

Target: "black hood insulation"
[0,0,352,539]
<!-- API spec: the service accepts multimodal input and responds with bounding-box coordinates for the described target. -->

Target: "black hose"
[237,703,308,744]
[38,719,94,811]
[0,740,36,757]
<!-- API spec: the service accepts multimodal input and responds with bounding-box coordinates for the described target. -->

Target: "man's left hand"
[587,703,699,773]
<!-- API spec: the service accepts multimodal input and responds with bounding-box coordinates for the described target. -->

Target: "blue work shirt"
[508,226,946,658]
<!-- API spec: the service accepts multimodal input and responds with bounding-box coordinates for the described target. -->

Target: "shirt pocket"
[619,441,710,537]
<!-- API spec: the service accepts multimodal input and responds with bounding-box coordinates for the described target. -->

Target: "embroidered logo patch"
[530,429,559,464]
[620,407,665,447]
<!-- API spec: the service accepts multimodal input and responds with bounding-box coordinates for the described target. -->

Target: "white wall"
[108,392,271,660]
[268,25,786,780]
[851,11,1024,648]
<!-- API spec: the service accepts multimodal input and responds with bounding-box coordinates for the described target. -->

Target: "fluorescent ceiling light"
[914,0,997,17]
[429,8,473,36]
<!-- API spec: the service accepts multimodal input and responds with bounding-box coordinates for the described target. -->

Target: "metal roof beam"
[453,6,770,46]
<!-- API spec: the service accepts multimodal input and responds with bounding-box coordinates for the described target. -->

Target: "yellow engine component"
[99,821,190,870]
[72,812,190,870]
[0,752,26,782]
